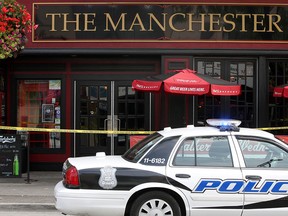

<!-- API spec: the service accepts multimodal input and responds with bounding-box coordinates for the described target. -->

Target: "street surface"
[0,172,69,216]
[0,205,67,216]
[0,213,63,216]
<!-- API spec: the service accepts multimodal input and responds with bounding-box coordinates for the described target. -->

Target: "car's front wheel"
[130,191,181,216]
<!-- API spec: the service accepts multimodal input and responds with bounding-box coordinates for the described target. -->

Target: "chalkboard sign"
[0,135,21,178]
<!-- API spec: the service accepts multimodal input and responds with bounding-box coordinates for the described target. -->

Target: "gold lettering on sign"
[83,13,96,31]
[44,11,284,33]
[223,13,236,32]
[169,13,185,32]
[105,13,127,31]
[187,13,206,32]
[148,13,166,31]
[209,13,221,32]
[62,13,81,31]
[46,13,61,32]
[253,14,265,32]
[267,14,282,32]
[129,13,146,31]
[236,14,251,32]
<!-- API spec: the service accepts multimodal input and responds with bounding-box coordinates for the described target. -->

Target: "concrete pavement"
[0,171,62,212]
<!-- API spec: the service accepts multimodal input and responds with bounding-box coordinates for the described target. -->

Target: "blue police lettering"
[218,180,243,193]
[193,179,221,192]
[193,179,288,194]
[259,181,274,193]
[271,181,288,194]
[242,181,259,193]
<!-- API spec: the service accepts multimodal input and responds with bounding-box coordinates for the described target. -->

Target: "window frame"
[16,79,64,153]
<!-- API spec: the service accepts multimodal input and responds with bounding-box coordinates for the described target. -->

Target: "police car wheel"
[130,191,181,216]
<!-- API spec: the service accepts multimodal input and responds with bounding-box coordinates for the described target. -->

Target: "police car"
[54,119,288,216]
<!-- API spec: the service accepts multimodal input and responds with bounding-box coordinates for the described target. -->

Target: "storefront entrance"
[75,80,148,156]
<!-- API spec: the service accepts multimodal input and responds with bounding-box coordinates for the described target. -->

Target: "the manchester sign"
[33,3,288,42]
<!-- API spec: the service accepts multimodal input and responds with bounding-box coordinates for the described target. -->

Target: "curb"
[0,203,56,211]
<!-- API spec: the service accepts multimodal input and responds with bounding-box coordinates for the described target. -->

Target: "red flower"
[0,26,6,32]
[1,7,9,14]
[9,7,15,13]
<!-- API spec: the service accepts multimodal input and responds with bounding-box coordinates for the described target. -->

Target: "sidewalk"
[0,171,62,209]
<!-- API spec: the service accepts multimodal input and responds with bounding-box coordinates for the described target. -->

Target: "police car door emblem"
[99,166,117,189]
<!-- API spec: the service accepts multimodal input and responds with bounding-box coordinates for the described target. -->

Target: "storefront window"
[196,59,255,127]
[17,80,61,149]
[268,61,288,133]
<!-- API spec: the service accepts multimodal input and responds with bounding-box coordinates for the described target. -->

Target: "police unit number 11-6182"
[143,158,165,164]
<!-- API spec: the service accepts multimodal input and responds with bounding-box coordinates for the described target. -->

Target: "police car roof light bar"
[206,119,241,132]
[219,124,240,132]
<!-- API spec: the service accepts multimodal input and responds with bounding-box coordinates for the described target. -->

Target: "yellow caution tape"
[0,125,287,135]
[0,125,154,135]
[258,126,288,131]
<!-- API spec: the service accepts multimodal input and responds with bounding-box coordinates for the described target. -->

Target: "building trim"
[22,48,288,56]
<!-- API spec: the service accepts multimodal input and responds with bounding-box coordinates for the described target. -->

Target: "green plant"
[0,0,32,59]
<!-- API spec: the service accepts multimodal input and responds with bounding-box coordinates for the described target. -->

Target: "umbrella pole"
[161,90,166,129]
[149,93,152,131]
[192,96,195,125]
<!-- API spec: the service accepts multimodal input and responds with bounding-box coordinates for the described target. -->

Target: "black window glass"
[140,136,180,166]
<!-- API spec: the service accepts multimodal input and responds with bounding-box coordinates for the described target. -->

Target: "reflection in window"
[17,80,61,149]
[173,136,232,167]
[237,137,288,168]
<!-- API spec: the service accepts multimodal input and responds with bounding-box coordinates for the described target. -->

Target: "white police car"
[54,119,288,216]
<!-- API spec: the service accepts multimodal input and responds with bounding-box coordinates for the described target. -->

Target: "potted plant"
[0,0,32,59]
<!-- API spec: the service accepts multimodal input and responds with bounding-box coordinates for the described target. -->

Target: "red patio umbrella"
[132,69,241,96]
[273,84,288,98]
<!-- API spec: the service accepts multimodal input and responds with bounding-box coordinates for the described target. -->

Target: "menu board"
[0,135,21,178]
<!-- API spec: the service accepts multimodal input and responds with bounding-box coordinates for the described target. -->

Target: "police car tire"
[129,191,181,216]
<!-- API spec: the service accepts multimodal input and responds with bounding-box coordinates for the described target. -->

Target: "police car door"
[168,135,244,216]
[234,136,288,216]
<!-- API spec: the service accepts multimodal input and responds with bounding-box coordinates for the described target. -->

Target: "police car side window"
[237,137,288,168]
[173,138,196,166]
[140,136,180,166]
[173,136,233,167]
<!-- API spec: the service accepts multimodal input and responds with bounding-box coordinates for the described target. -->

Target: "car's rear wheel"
[130,191,181,216]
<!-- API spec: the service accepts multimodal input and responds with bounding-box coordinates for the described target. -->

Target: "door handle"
[104,119,108,130]
[245,175,262,180]
[117,118,120,131]
[176,174,191,178]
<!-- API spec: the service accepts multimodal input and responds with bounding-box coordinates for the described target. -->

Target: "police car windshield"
[122,133,163,162]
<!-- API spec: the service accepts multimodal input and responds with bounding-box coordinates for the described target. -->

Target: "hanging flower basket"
[0,0,32,59]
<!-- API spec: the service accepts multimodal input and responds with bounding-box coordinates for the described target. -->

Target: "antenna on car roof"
[197,121,205,126]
